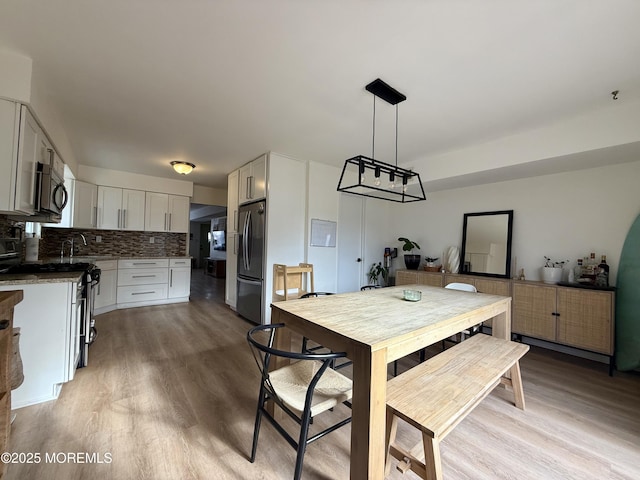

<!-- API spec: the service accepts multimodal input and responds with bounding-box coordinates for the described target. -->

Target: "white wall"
[306,162,340,293]
[388,160,640,285]
[0,49,79,174]
[264,152,307,323]
[192,184,226,206]
[0,49,32,103]
[407,98,640,185]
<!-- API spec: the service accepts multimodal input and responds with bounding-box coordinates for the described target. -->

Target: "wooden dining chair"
[247,323,352,480]
[442,282,480,348]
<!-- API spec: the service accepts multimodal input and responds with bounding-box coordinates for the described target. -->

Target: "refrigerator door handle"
[245,210,252,271]
[242,211,249,271]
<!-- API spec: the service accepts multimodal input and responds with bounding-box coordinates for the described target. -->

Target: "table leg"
[490,300,511,341]
[350,347,388,479]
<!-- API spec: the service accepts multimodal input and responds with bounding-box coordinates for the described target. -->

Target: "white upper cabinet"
[97,186,121,229]
[0,101,39,215]
[97,186,145,230]
[144,192,190,233]
[15,106,40,215]
[239,154,267,204]
[228,169,239,233]
[121,189,146,230]
[167,194,189,232]
[0,99,20,213]
[144,192,167,232]
[72,180,98,229]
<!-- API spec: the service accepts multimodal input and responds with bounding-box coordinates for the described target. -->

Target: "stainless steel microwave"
[36,153,68,217]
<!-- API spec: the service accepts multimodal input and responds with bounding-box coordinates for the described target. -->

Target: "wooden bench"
[385,334,529,480]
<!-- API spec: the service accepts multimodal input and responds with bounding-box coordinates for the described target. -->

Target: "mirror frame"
[460,210,514,279]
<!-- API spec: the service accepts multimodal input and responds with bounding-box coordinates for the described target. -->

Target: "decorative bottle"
[595,255,609,287]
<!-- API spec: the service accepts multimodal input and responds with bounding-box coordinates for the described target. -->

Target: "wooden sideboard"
[396,270,615,371]
[512,281,614,355]
[0,290,23,479]
[205,258,226,278]
[396,270,510,328]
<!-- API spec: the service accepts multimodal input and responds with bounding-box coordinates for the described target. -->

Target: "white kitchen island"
[0,274,82,408]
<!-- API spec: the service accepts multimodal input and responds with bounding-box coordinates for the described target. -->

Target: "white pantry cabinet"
[225,169,239,309]
[239,154,267,205]
[0,100,40,215]
[97,186,145,231]
[144,192,190,233]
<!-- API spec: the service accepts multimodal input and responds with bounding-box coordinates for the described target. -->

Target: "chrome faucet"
[61,234,88,261]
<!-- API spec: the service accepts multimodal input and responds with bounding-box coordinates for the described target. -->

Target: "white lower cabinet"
[117,259,169,305]
[114,258,190,308]
[94,260,117,314]
[169,258,191,299]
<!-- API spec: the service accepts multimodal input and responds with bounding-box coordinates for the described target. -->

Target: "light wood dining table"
[270,284,512,480]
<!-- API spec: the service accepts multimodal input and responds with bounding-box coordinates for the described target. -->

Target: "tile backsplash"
[40,228,188,258]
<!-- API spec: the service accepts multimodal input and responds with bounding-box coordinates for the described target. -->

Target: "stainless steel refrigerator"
[237,200,266,323]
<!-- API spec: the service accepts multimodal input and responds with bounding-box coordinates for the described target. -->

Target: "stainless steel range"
[0,238,101,368]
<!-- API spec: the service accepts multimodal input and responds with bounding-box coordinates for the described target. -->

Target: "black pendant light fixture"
[337,78,426,203]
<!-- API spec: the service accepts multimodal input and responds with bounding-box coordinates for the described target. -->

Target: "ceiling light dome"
[171,161,195,175]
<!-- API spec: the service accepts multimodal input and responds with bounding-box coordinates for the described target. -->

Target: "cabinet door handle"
[117,209,121,228]
[164,213,168,230]
[170,270,173,287]
[551,312,560,316]
[93,206,98,227]
[168,213,172,231]
[132,291,155,296]
[246,176,251,199]
[132,275,156,278]
[123,209,127,229]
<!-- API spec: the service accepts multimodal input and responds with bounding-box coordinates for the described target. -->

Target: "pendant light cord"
[395,103,399,167]
[372,95,376,159]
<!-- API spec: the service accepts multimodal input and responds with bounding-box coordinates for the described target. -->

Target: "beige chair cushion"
[269,360,352,417]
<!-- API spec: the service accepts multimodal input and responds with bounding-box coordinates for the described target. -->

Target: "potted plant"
[367,262,389,286]
[424,256,440,272]
[541,256,568,284]
[398,237,421,270]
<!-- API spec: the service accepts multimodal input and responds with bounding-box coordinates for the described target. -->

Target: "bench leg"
[422,433,442,480]
[510,360,525,410]
[385,410,398,477]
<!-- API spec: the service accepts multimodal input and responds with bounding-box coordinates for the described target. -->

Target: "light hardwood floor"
[5,271,640,480]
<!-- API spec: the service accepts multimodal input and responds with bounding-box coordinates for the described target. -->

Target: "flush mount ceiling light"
[171,161,196,175]
[337,78,426,203]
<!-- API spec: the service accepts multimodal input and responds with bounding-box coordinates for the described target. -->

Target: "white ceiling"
[1,1,639,189]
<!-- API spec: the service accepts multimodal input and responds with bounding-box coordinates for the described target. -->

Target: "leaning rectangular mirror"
[460,210,514,278]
